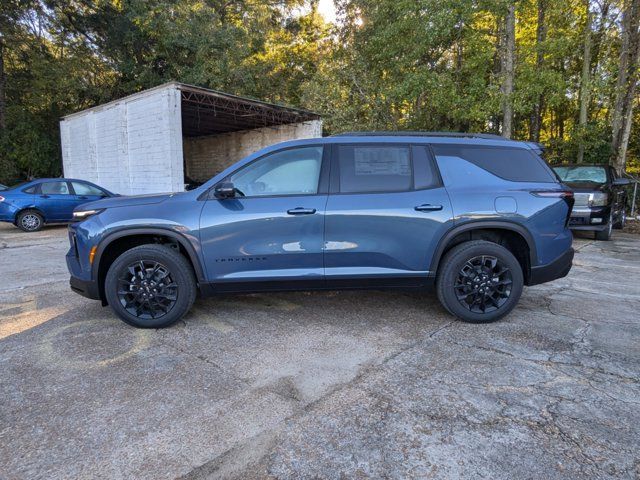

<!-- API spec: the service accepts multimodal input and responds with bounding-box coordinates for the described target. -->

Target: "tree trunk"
[611,0,640,174]
[577,3,592,163]
[501,2,516,138]
[530,0,546,142]
[0,39,6,131]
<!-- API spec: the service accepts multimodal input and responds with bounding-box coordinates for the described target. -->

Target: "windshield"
[553,166,607,184]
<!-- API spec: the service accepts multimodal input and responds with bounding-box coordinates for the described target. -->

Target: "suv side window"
[229,146,323,197]
[431,144,556,183]
[337,145,412,193]
[40,181,71,195]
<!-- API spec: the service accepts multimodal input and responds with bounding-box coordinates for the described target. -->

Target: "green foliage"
[0,0,638,184]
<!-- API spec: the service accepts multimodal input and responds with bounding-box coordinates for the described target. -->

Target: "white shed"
[60,82,322,195]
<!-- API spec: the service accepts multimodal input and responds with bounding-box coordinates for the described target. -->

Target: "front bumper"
[529,248,574,286]
[69,275,101,300]
[568,206,610,231]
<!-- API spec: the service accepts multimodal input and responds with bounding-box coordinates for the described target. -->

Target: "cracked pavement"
[0,223,639,479]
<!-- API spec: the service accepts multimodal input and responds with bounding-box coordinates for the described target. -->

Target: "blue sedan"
[0,178,116,232]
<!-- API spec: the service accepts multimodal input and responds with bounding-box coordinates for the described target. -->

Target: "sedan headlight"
[588,193,608,207]
[73,209,104,220]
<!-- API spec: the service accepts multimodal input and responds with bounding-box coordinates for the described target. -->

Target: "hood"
[75,192,179,211]
[563,181,607,192]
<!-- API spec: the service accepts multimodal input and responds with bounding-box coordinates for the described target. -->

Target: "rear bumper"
[528,248,574,286]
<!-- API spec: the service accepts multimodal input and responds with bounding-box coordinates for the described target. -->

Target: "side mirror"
[613,178,631,186]
[214,182,236,199]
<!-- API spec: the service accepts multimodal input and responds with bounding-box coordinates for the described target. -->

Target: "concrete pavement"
[0,223,638,479]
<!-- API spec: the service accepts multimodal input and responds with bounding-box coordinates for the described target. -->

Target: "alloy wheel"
[21,214,41,231]
[453,255,513,314]
[117,260,178,319]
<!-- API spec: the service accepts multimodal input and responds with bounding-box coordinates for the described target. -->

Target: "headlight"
[589,193,608,207]
[73,209,104,220]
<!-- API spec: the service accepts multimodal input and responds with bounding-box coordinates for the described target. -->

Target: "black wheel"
[105,244,196,328]
[16,210,44,232]
[595,212,613,240]
[436,240,524,323]
[613,208,626,229]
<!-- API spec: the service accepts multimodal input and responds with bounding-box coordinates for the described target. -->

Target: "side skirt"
[199,276,436,296]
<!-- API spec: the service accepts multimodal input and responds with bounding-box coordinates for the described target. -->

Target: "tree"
[530,0,546,142]
[611,0,640,174]
[577,1,592,163]
[501,2,516,138]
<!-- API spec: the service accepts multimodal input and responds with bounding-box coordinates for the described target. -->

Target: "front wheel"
[613,208,626,230]
[436,240,524,323]
[105,244,197,328]
[595,212,613,240]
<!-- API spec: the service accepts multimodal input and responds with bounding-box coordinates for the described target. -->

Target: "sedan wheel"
[17,211,43,232]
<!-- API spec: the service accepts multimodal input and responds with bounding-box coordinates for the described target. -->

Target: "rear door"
[35,181,76,221]
[323,143,453,286]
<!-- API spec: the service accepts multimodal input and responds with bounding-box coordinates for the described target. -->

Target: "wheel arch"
[430,221,537,283]
[15,206,47,224]
[93,228,205,303]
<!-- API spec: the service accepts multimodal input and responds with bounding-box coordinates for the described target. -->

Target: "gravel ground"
[0,222,638,479]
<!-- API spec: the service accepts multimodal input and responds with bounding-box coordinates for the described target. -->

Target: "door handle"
[287,207,317,215]
[415,204,443,212]
[39,195,50,199]
[78,196,88,200]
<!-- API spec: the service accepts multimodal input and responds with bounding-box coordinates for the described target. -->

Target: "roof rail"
[330,131,507,140]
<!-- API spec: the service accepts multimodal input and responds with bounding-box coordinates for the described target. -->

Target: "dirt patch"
[623,219,640,235]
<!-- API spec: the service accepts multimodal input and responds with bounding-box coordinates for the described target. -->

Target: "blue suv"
[66,133,574,327]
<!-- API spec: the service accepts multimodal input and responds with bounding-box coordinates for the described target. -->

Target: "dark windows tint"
[337,145,412,193]
[432,145,556,183]
[411,145,440,189]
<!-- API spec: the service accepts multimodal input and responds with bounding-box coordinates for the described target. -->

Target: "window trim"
[330,142,443,195]
[207,144,330,200]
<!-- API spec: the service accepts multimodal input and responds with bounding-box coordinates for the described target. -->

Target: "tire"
[613,208,626,229]
[436,240,524,323]
[595,212,613,240]
[104,244,197,328]
[16,210,44,232]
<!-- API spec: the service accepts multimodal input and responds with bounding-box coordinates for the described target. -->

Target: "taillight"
[0,196,4,202]
[530,190,574,199]
[531,190,575,227]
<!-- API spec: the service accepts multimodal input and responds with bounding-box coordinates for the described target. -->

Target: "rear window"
[431,145,556,183]
[337,145,412,193]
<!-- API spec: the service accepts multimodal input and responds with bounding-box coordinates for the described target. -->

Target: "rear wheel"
[16,210,43,232]
[105,244,196,328]
[436,240,524,323]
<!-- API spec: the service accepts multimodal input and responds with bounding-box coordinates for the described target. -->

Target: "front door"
[324,143,453,286]
[199,145,329,289]
[36,181,76,221]
[69,181,108,214]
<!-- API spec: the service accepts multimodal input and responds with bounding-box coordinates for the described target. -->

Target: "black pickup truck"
[553,164,630,241]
